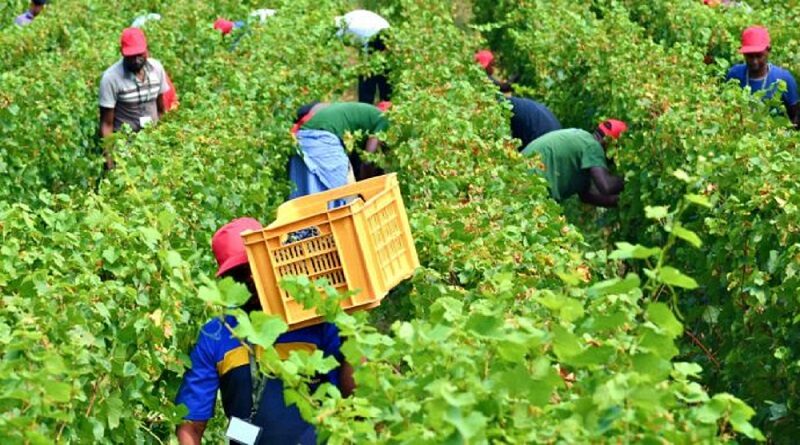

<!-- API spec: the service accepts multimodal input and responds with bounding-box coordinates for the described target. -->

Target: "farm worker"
[522,119,627,208]
[475,50,515,93]
[336,10,392,104]
[250,8,277,23]
[130,12,161,28]
[726,26,799,128]
[506,96,561,150]
[175,218,354,445]
[98,28,171,168]
[290,102,389,197]
[213,18,244,35]
[130,14,179,112]
[14,0,46,27]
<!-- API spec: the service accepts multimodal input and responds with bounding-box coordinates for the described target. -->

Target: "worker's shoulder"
[195,315,240,349]
[332,101,377,111]
[100,59,124,81]
[770,64,797,80]
[343,9,390,27]
[726,63,746,79]
[145,57,167,73]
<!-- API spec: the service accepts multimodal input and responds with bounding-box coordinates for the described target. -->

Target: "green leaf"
[658,266,699,290]
[43,380,71,403]
[608,242,661,260]
[198,284,225,306]
[645,205,669,219]
[106,396,124,429]
[685,193,712,208]
[248,312,288,348]
[465,313,504,337]
[587,273,641,297]
[671,224,702,248]
[165,250,183,268]
[646,303,683,338]
[139,227,161,247]
[218,278,253,307]
[552,325,582,360]
[444,408,487,440]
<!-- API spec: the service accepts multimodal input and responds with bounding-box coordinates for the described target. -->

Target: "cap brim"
[740,45,768,54]
[216,251,249,277]
[121,45,147,56]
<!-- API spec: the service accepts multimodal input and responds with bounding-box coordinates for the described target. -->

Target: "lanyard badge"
[226,347,267,445]
[225,416,262,445]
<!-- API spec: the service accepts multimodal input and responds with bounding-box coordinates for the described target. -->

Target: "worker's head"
[212,218,263,307]
[213,18,235,35]
[30,0,46,15]
[120,28,149,73]
[595,119,628,149]
[295,101,321,124]
[475,50,495,75]
[740,26,771,75]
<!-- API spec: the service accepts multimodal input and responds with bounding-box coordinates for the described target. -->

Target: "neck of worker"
[749,64,769,79]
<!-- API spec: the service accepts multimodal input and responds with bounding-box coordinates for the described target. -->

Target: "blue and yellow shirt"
[175,315,342,445]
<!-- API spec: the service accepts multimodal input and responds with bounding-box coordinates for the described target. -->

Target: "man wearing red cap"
[726,26,799,128]
[521,120,627,207]
[290,101,389,193]
[475,50,516,93]
[175,218,353,445]
[98,28,171,168]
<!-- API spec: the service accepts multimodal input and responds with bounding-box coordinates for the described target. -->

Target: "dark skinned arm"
[786,102,799,129]
[176,421,206,445]
[364,136,382,153]
[99,107,116,170]
[579,190,619,208]
[588,166,624,195]
[339,360,355,397]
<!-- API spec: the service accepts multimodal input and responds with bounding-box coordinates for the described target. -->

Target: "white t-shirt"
[336,10,389,44]
[250,9,277,23]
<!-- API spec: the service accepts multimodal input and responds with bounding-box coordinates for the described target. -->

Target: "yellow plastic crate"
[242,174,420,330]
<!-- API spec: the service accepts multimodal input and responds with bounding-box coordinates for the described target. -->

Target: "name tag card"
[225,417,262,445]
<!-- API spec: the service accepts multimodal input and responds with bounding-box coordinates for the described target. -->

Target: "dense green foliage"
[0,0,786,443]
[474,0,800,441]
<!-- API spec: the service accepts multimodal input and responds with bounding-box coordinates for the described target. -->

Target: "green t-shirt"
[302,102,389,140]
[521,128,608,201]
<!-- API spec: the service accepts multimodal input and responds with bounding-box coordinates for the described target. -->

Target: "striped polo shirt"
[99,58,169,132]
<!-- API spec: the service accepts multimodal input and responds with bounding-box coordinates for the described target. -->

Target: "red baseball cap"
[212,217,263,277]
[598,119,628,140]
[376,101,392,112]
[740,26,770,54]
[214,18,235,35]
[474,50,495,69]
[120,27,148,56]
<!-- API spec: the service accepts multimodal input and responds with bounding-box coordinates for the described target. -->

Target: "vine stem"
[685,329,720,369]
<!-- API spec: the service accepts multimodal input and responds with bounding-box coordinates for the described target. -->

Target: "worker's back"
[521,128,607,201]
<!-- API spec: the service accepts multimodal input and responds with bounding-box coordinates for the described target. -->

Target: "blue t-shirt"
[508,96,562,150]
[726,63,800,108]
[175,316,342,445]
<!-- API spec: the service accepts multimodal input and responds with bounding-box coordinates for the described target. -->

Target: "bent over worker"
[726,26,799,128]
[14,0,46,27]
[175,218,354,445]
[289,101,389,199]
[522,119,627,208]
[506,96,561,150]
[98,28,171,168]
